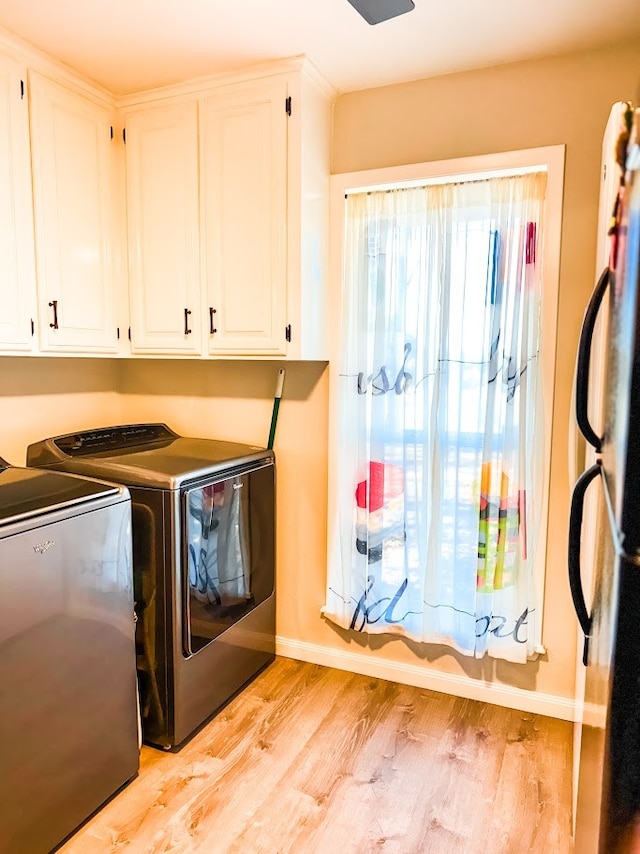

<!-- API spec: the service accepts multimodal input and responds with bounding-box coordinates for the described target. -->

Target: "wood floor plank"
[179,666,367,853]
[228,674,415,853]
[393,697,508,853]
[61,660,356,853]
[488,711,574,853]
[303,686,459,853]
[57,657,574,854]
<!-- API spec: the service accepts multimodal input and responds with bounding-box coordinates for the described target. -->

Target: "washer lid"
[0,466,120,525]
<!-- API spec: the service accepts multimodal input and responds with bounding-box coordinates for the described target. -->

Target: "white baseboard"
[276,635,576,722]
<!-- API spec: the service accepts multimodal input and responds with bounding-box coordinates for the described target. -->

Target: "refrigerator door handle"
[568,461,601,665]
[575,266,610,452]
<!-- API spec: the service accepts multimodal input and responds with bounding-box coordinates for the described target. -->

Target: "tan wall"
[0,358,122,465]
[329,41,640,700]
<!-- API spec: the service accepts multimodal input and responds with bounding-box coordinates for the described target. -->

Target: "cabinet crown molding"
[117,55,336,109]
[0,25,336,110]
[0,24,115,108]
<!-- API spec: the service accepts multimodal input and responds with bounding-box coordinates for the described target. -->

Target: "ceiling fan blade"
[347,0,415,25]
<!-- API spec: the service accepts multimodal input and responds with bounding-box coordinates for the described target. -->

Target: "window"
[323,147,564,663]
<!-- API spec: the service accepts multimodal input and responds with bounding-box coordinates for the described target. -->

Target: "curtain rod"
[344,165,547,199]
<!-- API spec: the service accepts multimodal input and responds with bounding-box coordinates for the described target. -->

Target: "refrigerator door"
[573,114,640,852]
[570,464,640,852]
[0,496,139,854]
[572,102,629,833]
[572,465,618,853]
[600,545,640,852]
[602,115,640,551]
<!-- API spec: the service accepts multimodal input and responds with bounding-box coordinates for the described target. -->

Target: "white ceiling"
[0,0,638,96]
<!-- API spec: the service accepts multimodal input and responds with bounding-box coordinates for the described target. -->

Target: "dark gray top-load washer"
[27,423,276,749]
[0,457,139,853]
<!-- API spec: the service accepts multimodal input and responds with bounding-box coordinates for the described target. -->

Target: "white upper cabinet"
[122,59,333,360]
[203,76,288,356]
[0,54,37,352]
[29,72,120,353]
[282,67,332,360]
[0,43,333,362]
[125,101,202,355]
[203,66,333,359]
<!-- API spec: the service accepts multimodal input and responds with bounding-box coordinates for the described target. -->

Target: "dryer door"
[181,460,274,655]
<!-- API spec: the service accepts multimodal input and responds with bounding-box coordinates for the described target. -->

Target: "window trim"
[327,145,565,655]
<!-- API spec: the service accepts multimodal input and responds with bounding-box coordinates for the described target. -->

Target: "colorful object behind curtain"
[323,171,547,663]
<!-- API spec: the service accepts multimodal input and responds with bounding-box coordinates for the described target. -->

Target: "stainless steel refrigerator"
[570,105,640,852]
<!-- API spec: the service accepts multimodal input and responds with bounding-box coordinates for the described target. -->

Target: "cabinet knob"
[209,307,217,335]
[49,300,59,330]
[184,308,192,336]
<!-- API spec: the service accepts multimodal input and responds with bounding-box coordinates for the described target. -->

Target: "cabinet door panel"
[0,55,36,352]
[203,78,288,355]
[126,102,202,355]
[29,73,118,353]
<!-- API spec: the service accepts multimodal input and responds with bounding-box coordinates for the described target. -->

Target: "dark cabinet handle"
[184,308,192,336]
[49,300,58,329]
[209,307,217,335]
[568,462,601,665]
[576,267,609,453]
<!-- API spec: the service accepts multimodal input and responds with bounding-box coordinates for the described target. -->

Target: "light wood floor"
[59,657,574,854]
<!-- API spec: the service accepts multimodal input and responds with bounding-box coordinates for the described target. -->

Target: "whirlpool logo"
[33,540,55,554]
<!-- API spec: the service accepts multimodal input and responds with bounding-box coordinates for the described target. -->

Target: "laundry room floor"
[58,657,573,854]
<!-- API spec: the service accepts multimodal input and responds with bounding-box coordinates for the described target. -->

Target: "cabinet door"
[203,77,288,355]
[0,55,37,352]
[125,101,202,355]
[29,73,119,353]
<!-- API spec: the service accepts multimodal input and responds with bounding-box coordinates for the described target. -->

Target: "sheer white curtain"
[323,171,547,663]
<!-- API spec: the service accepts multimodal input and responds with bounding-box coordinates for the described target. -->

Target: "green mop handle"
[267,368,285,450]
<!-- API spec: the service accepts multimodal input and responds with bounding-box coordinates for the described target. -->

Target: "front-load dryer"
[27,424,276,749]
